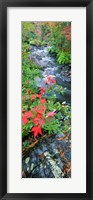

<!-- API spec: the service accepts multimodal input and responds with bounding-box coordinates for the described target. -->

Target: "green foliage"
[44,100,71,135]
[22,22,36,43]
[23,140,30,149]
[22,122,33,137]
[48,46,58,55]
[49,23,63,49]
[43,117,61,134]
[57,51,71,65]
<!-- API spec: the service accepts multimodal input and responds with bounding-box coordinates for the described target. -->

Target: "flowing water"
[30,46,71,104]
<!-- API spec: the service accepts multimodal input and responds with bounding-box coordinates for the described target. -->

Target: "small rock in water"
[30,163,35,171]
[62,101,66,105]
[25,157,30,164]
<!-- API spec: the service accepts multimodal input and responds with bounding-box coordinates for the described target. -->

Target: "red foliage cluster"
[44,75,56,85]
[31,126,42,137]
[22,105,46,137]
[22,116,28,125]
[22,77,57,137]
[31,87,46,100]
[31,94,41,100]
[62,26,71,41]
[24,111,34,118]
[40,98,46,104]
[31,104,46,114]
[40,87,46,95]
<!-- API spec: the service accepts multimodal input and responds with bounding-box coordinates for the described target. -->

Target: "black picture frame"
[0,0,93,199]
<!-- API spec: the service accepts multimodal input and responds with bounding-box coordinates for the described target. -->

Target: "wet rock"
[68,64,71,68]
[41,145,48,152]
[45,167,52,177]
[49,142,57,149]
[39,164,45,177]
[30,163,35,171]
[48,172,55,178]
[36,148,43,155]
[67,171,71,178]
[23,159,31,175]
[55,133,64,139]
[65,150,71,161]
[22,134,71,178]
[57,140,68,150]
[31,167,41,178]
[56,158,64,170]
[25,157,30,164]
[44,151,62,178]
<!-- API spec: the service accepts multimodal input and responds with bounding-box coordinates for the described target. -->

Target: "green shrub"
[57,51,71,65]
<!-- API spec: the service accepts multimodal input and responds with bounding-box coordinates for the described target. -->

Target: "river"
[30,45,71,104]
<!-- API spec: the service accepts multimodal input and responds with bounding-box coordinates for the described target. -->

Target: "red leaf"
[40,87,46,95]
[40,98,46,104]
[22,116,28,125]
[31,126,42,137]
[32,112,45,126]
[46,110,56,118]
[31,105,46,113]
[36,113,42,118]
[44,75,56,85]
[31,94,37,100]
[33,118,45,126]
[24,111,34,118]
[33,113,44,123]
[28,90,31,95]
[31,94,41,100]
